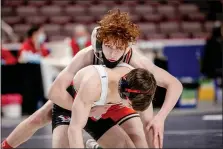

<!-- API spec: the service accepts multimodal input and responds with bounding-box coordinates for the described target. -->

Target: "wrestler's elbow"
[171,77,183,94]
[48,79,62,102]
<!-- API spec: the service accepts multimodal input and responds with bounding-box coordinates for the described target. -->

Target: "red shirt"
[1,48,17,65]
[18,38,49,58]
[70,38,91,56]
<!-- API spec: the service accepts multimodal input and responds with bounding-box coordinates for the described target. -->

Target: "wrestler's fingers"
[159,132,163,148]
[153,128,159,148]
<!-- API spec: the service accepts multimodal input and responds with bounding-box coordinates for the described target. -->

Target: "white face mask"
[37,33,46,44]
[77,36,88,45]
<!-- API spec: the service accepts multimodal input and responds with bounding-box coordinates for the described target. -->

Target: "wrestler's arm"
[68,76,99,148]
[139,104,154,147]
[48,46,93,110]
[130,50,183,122]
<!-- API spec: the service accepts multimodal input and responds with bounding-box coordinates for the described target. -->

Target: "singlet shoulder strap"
[92,65,108,106]
[123,48,133,64]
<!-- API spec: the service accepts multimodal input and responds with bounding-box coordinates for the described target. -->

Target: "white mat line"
[202,114,222,121]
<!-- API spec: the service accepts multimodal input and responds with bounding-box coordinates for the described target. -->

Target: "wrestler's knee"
[120,134,135,148]
[67,125,78,138]
[113,131,135,148]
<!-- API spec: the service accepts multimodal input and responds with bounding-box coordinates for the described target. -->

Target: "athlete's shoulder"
[77,65,101,99]
[82,45,94,53]
[77,65,100,84]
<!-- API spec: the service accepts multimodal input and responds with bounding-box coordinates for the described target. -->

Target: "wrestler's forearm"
[157,81,183,119]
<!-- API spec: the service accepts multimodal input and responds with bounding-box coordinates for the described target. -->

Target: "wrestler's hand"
[146,115,165,148]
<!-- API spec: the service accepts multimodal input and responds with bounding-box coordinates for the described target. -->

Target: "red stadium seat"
[88,23,98,32]
[169,32,190,39]
[3,16,22,25]
[2,7,14,16]
[204,21,214,32]
[73,16,95,24]
[49,35,67,41]
[181,22,202,33]
[130,14,141,23]
[143,14,162,22]
[75,0,95,6]
[63,23,75,35]
[65,5,87,16]
[88,5,108,16]
[17,6,38,16]
[146,33,167,40]
[40,5,62,16]
[110,5,131,13]
[94,14,106,22]
[27,0,48,7]
[157,5,178,21]
[51,0,71,6]
[135,5,154,15]
[14,24,31,34]
[50,16,71,25]
[144,0,160,7]
[122,0,138,6]
[179,4,198,15]
[167,0,183,6]
[160,22,180,33]
[4,0,24,7]
[25,16,48,25]
[100,0,117,6]
[43,24,61,35]
[192,32,210,39]
[188,12,205,21]
[157,5,176,15]
[138,23,157,34]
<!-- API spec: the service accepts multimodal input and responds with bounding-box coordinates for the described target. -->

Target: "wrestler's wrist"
[156,111,167,121]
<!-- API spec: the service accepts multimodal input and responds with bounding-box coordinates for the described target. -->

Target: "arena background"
[1,0,223,148]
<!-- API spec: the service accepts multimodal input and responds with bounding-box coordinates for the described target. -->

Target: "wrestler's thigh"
[52,125,69,148]
[97,125,135,148]
[120,117,148,148]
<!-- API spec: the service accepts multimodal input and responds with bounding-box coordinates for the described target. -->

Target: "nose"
[110,50,119,59]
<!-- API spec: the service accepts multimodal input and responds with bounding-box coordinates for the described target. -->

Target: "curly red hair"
[97,9,140,50]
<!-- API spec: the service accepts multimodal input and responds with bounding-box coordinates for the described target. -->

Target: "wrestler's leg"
[119,117,148,148]
[52,104,71,148]
[52,125,69,148]
[97,125,135,148]
[2,100,53,148]
[84,116,135,148]
[120,103,154,148]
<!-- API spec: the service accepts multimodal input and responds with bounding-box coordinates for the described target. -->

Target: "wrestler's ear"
[91,26,101,52]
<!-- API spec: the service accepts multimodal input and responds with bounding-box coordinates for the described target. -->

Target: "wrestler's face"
[102,43,125,61]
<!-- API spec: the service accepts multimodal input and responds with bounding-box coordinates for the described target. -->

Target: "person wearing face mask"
[70,24,91,56]
[2,9,183,149]
[18,25,49,63]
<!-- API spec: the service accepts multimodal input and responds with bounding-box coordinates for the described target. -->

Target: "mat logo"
[58,115,71,122]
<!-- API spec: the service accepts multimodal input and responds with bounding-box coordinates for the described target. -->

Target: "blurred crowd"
[1,23,91,64]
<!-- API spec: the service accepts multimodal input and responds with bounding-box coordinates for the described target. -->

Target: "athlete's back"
[73,64,133,105]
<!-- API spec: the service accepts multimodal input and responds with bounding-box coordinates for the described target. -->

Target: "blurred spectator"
[1,48,17,65]
[70,24,91,56]
[201,21,223,78]
[18,25,50,64]
[1,20,19,43]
